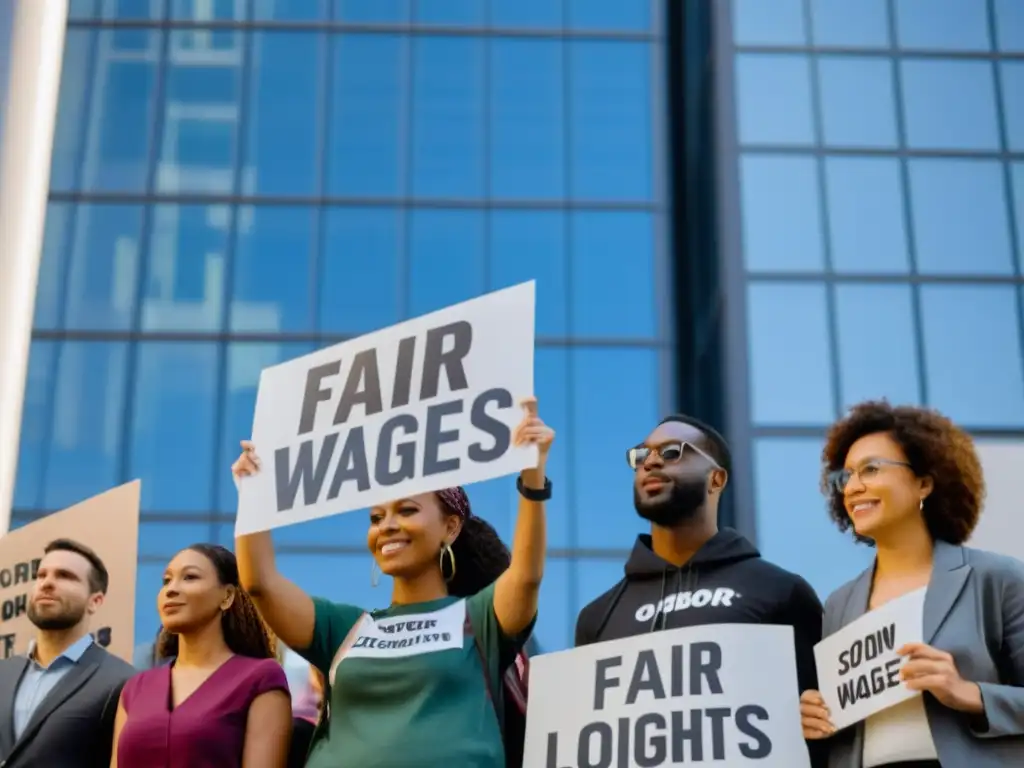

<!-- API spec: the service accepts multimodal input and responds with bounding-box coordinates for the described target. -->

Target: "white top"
[863,692,938,766]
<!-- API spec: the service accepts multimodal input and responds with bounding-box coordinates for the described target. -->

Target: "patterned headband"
[435,487,472,520]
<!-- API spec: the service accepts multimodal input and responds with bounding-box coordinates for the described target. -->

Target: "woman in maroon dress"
[111,544,292,768]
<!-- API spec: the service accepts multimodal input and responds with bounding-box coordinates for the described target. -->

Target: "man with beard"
[0,538,134,767]
[574,415,826,767]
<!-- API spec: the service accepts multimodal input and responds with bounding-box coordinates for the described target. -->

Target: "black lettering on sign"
[0,560,39,590]
[298,362,340,436]
[0,633,15,659]
[420,321,472,401]
[837,623,896,675]
[834,622,901,710]
[468,388,513,463]
[326,427,371,498]
[333,349,383,426]
[391,336,416,408]
[2,593,27,622]
[423,401,463,475]
[836,658,902,710]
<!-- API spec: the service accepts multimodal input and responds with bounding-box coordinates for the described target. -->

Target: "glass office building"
[9,0,1024,654]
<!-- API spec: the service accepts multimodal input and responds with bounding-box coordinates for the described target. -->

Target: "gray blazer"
[822,541,1024,768]
[0,642,135,768]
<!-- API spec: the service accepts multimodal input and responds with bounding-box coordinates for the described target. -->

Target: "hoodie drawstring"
[649,563,697,633]
[648,568,669,632]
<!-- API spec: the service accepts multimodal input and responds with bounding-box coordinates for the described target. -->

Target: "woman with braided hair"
[110,544,293,768]
[233,397,554,768]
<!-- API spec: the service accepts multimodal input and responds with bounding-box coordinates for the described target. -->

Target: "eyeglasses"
[626,441,720,471]
[827,459,912,493]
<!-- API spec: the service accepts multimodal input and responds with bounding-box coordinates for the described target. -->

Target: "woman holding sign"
[233,397,553,768]
[799,401,1024,768]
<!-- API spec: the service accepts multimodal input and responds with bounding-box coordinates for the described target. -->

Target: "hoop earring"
[440,542,456,583]
[370,560,381,588]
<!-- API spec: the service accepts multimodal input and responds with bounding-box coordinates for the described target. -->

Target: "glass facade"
[724,0,1024,598]
[13,0,669,655]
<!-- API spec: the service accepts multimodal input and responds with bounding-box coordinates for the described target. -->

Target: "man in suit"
[0,538,135,767]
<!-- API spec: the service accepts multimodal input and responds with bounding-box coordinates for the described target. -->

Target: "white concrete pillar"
[0,0,69,536]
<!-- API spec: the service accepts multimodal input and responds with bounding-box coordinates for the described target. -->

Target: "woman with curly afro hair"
[799,400,1024,768]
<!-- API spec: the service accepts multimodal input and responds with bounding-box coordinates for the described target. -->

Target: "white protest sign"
[813,588,925,732]
[525,624,810,768]
[236,281,537,536]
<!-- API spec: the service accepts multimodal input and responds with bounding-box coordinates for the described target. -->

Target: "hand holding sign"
[513,397,554,469]
[897,642,984,714]
[799,689,835,739]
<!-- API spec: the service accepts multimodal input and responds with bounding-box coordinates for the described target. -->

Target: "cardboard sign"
[813,589,925,731]
[236,282,537,535]
[524,624,810,767]
[0,481,140,662]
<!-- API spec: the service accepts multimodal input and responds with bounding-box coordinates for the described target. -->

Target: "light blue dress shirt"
[12,633,93,740]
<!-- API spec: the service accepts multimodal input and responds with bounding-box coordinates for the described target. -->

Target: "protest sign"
[0,481,140,662]
[524,624,810,768]
[236,281,537,536]
[813,588,925,732]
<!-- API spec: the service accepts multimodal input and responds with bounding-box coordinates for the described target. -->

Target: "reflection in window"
[901,60,999,151]
[320,208,402,335]
[50,30,93,191]
[99,0,163,22]
[809,0,890,48]
[834,284,921,409]
[231,206,316,332]
[909,159,1013,275]
[415,0,482,25]
[35,204,71,329]
[276,554,392,612]
[489,39,565,200]
[335,0,407,22]
[921,286,1024,427]
[570,41,652,201]
[408,210,485,317]
[156,31,243,194]
[753,438,872,600]
[818,57,897,148]
[412,37,484,198]
[533,559,570,651]
[893,0,991,51]
[572,348,660,549]
[567,0,651,32]
[490,0,561,29]
[171,0,244,19]
[244,32,321,196]
[571,212,656,339]
[253,0,329,20]
[735,54,814,147]
[826,157,909,274]
[733,0,806,46]
[64,205,143,331]
[1002,63,1024,153]
[747,283,834,426]
[994,0,1024,52]
[13,342,57,510]
[741,154,824,272]
[490,211,567,337]
[142,205,229,332]
[130,342,220,511]
[329,34,406,198]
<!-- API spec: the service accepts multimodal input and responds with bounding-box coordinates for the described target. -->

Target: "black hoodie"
[574,529,827,767]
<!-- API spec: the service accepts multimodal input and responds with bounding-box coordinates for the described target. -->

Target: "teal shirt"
[297,582,531,768]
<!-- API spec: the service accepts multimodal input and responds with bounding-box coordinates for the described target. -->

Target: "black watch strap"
[517,475,552,501]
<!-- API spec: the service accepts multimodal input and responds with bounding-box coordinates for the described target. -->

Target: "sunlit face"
[159,549,234,633]
[837,432,933,540]
[29,550,102,631]
[367,493,461,579]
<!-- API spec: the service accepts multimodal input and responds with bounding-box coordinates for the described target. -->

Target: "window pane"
[43,342,130,510]
[277,554,392,613]
[570,41,652,201]
[244,32,320,196]
[826,157,909,274]
[142,205,229,332]
[171,0,243,19]
[130,342,220,511]
[320,207,402,335]
[80,29,160,191]
[921,286,1024,427]
[64,204,143,331]
[577,559,628,619]
[571,212,656,339]
[533,560,570,651]
[156,31,244,194]
[328,34,406,198]
[909,159,1013,276]
[735,54,814,146]
[50,30,94,191]
[1002,63,1024,153]
[733,0,806,46]
[741,154,825,272]
[99,0,164,19]
[894,0,991,51]
[138,519,217,559]
[412,37,484,198]
[135,561,165,651]
[231,206,316,332]
[818,57,897,148]
[834,284,921,409]
[809,0,890,48]
[408,210,485,317]
[572,348,660,549]
[753,438,872,600]
[335,0,408,22]
[253,0,328,20]
[747,283,834,425]
[13,342,57,510]
[70,0,98,18]
[35,204,72,329]
[489,39,565,200]
[567,0,650,31]
[490,0,561,29]
[490,211,568,337]
[901,60,999,151]
[415,0,483,25]
[1014,164,1024,266]
[994,0,1024,52]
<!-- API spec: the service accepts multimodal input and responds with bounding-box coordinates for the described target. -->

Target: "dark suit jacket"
[0,642,135,768]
